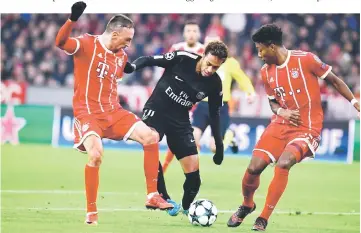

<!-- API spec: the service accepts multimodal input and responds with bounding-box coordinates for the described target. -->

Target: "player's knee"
[88,147,103,166]
[248,153,269,175]
[141,129,159,145]
[276,156,296,170]
[247,166,263,175]
[247,160,267,175]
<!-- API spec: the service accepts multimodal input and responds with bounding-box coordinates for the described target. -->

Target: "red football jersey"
[169,41,204,55]
[261,50,332,134]
[64,34,128,116]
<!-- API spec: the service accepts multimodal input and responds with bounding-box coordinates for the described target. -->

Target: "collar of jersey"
[276,50,291,69]
[97,36,115,54]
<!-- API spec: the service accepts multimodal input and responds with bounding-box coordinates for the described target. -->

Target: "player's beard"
[187,40,196,48]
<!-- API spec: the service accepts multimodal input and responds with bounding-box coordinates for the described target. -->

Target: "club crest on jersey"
[164,52,175,60]
[196,92,205,100]
[290,68,299,79]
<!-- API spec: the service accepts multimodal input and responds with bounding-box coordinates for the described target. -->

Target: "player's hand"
[213,144,224,165]
[70,1,87,22]
[124,62,136,74]
[279,108,302,127]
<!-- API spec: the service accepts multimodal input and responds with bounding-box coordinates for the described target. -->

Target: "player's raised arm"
[129,51,185,71]
[55,1,86,55]
[208,81,224,165]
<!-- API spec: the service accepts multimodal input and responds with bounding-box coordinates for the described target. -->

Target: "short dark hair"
[184,21,199,27]
[204,40,228,61]
[251,24,283,46]
[106,14,134,33]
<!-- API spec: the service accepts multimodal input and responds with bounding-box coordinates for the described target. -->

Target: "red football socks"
[260,166,289,220]
[242,170,260,208]
[143,143,160,194]
[85,164,99,213]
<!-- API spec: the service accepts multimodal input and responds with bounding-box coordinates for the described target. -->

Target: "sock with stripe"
[260,166,289,220]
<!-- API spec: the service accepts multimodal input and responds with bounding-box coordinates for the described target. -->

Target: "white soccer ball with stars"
[187,199,218,227]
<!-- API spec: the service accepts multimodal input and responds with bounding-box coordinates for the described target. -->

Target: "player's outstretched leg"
[162,149,175,173]
[83,134,104,225]
[178,154,201,214]
[227,156,268,228]
[252,151,297,231]
[129,122,174,210]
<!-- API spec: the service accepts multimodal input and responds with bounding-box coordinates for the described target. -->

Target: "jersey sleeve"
[208,78,224,115]
[260,67,275,100]
[208,77,224,147]
[133,50,198,70]
[307,52,332,79]
[55,20,84,56]
[230,58,256,95]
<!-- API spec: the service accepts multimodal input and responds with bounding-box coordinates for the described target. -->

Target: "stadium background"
[1,13,360,162]
[1,13,360,233]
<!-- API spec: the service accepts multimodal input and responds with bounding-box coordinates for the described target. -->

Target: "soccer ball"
[187,199,218,227]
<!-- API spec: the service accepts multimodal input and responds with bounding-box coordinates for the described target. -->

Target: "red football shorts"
[253,122,321,164]
[73,109,140,153]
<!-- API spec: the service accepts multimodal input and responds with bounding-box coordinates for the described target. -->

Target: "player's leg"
[83,135,103,225]
[106,109,173,210]
[162,148,175,173]
[167,127,200,215]
[254,132,320,231]
[73,116,104,225]
[227,123,286,228]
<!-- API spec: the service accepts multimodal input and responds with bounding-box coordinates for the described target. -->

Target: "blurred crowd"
[1,13,360,97]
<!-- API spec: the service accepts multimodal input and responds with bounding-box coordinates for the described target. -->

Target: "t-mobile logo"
[96,62,109,78]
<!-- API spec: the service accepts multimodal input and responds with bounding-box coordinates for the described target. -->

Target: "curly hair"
[204,40,228,61]
[251,24,283,46]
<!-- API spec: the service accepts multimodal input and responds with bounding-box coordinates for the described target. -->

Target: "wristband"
[351,98,358,106]
[276,108,283,115]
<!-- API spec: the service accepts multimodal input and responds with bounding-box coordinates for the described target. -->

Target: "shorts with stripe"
[73,109,140,153]
[253,122,321,164]
[142,108,198,160]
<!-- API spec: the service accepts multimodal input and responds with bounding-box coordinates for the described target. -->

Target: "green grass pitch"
[1,144,360,233]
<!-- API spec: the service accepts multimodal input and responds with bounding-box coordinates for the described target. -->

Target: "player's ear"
[111,31,119,39]
[270,44,276,52]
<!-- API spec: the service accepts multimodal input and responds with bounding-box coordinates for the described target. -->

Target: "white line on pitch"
[0,189,266,198]
[1,207,359,216]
